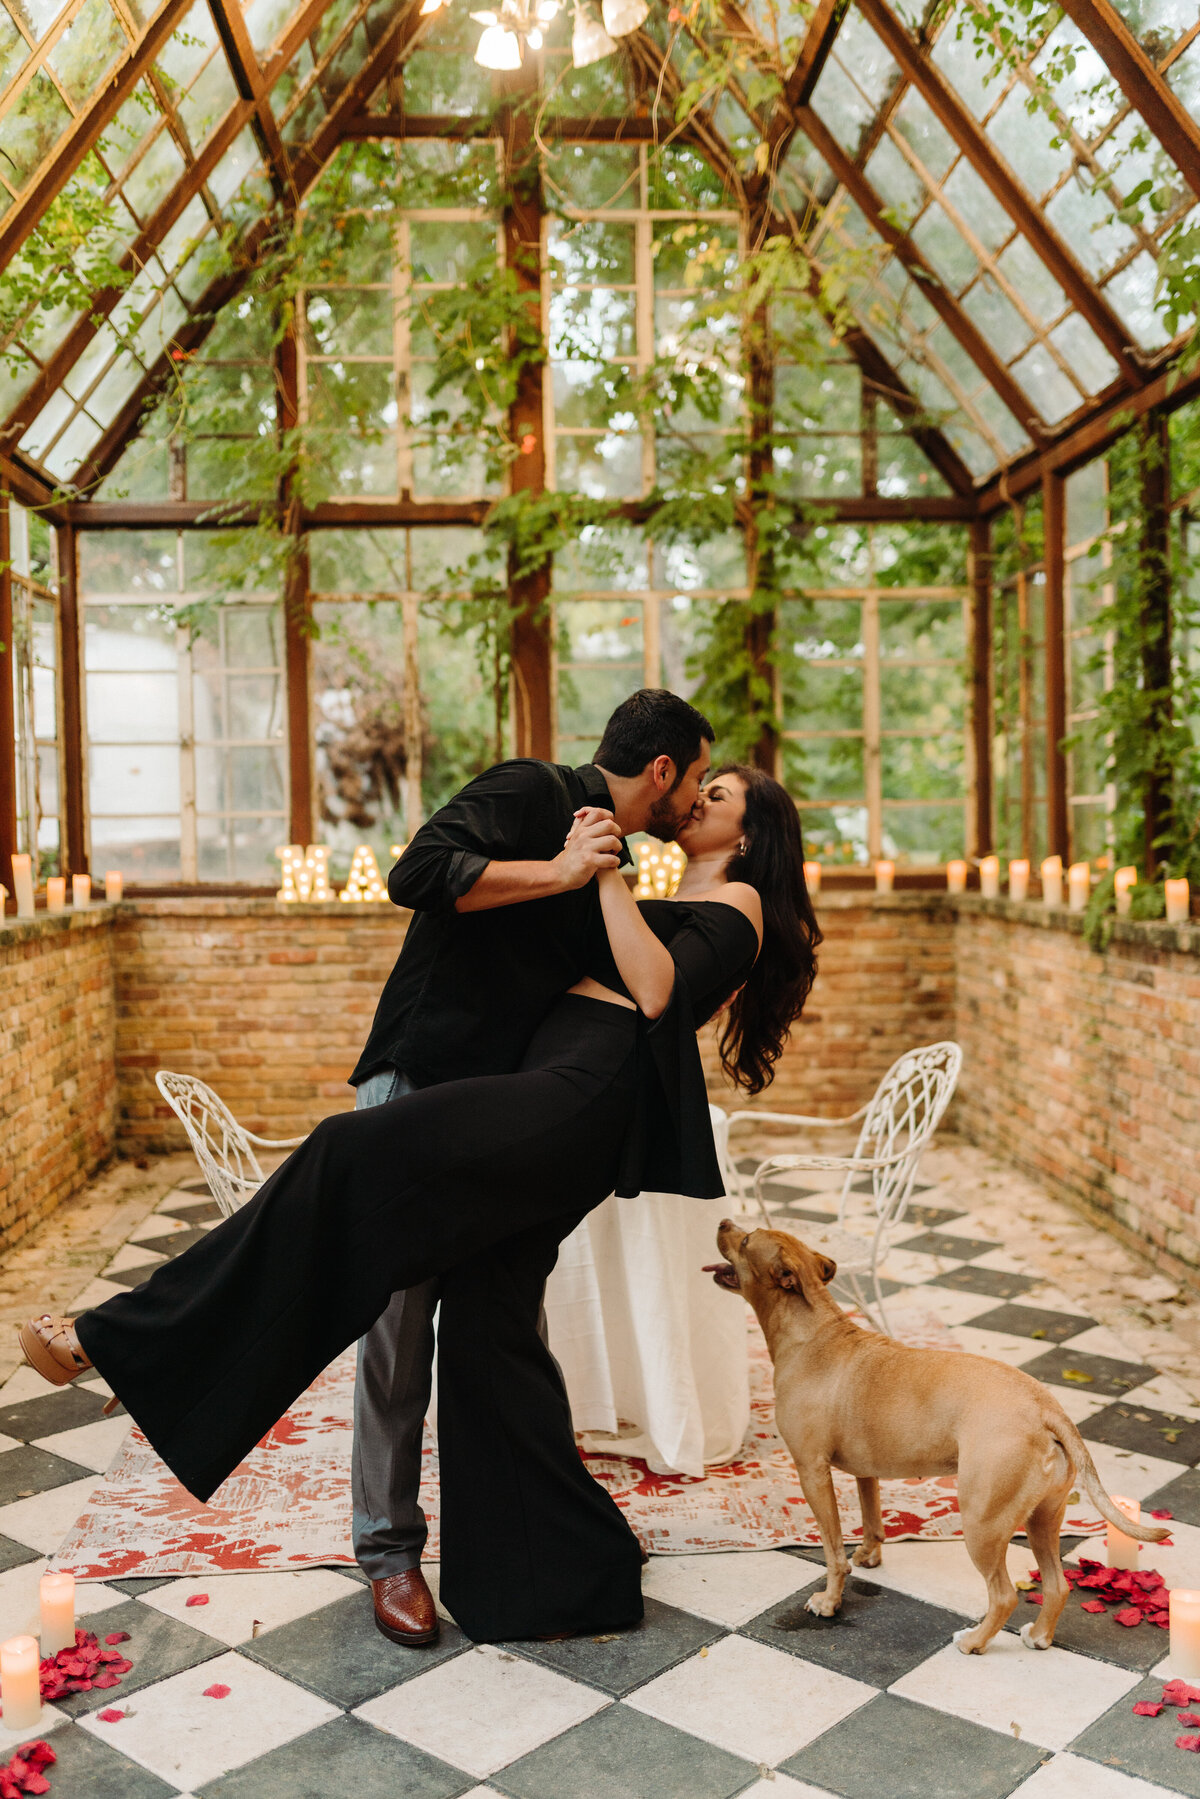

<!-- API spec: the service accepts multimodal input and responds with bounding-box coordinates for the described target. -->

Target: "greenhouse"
[3,0,1200,1793]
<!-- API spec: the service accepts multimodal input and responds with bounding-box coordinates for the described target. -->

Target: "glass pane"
[86,671,178,740]
[553,288,637,359]
[89,815,181,883]
[554,432,642,499]
[89,742,181,813]
[880,665,964,732]
[409,220,496,284]
[1049,313,1119,393]
[548,219,636,285]
[546,144,638,210]
[880,801,966,862]
[1010,342,1082,424]
[558,663,643,739]
[879,599,964,660]
[555,525,648,591]
[959,274,1031,361]
[311,598,411,846]
[892,90,957,184]
[304,289,394,356]
[776,435,861,496]
[788,735,865,801]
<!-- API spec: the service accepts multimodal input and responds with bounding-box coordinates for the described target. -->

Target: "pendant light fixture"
[571,0,617,65]
[425,0,636,73]
[600,0,647,35]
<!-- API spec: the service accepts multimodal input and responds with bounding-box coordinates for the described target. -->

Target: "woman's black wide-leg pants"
[76,997,645,1640]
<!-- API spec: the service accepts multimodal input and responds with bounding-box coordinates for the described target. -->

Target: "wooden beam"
[55,523,87,876]
[0,450,57,514]
[0,492,16,903]
[968,513,992,857]
[277,323,313,845]
[501,59,553,762]
[856,0,1143,387]
[74,0,435,493]
[1,0,334,447]
[1056,0,1200,202]
[1042,470,1069,859]
[1139,412,1172,877]
[786,0,851,107]
[976,355,1200,511]
[0,0,196,279]
[206,0,295,204]
[800,103,1048,440]
[343,112,685,141]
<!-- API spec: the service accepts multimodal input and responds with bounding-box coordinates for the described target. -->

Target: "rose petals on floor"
[0,1740,56,1799]
[202,1684,231,1699]
[38,1631,133,1703]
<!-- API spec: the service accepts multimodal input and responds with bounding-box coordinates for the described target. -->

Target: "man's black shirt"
[349,759,627,1090]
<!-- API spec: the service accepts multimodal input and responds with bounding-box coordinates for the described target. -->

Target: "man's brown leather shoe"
[371,1570,439,1647]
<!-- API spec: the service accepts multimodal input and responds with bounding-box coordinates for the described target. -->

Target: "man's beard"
[646,789,693,842]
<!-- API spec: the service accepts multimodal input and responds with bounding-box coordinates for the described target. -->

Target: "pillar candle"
[39,1568,74,1657]
[11,854,34,918]
[874,860,894,894]
[802,859,821,895]
[1009,859,1030,903]
[1170,1590,1200,1679]
[946,860,967,894]
[1106,1494,1141,1570]
[0,1635,41,1732]
[72,873,91,908]
[1114,866,1136,916]
[104,870,123,903]
[0,883,7,918]
[46,876,66,912]
[1041,856,1063,907]
[979,855,1000,899]
[1068,861,1090,911]
[1166,877,1190,924]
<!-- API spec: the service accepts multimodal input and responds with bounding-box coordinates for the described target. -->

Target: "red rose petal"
[202,1683,230,1699]
[1177,1735,1200,1752]
[96,1708,124,1723]
[1114,1607,1142,1627]
[1133,1700,1164,1716]
[1151,1508,1174,1519]
[1163,1680,1200,1707]
[1026,1593,1044,1605]
[1081,1600,1108,1613]
[103,1632,130,1645]
[185,1594,209,1607]
[91,1672,120,1689]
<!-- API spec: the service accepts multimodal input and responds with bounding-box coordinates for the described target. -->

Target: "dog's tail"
[1049,1410,1171,1543]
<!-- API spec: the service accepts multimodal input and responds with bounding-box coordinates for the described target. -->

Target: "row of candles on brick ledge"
[3,853,124,917]
[945,855,1189,920]
[0,1569,76,1731]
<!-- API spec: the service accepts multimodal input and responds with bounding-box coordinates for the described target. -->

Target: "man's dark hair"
[594,689,715,786]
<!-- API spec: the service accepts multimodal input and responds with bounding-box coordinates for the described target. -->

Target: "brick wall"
[0,910,116,1253]
[8,890,1200,1289]
[113,900,410,1151]
[954,896,1200,1287]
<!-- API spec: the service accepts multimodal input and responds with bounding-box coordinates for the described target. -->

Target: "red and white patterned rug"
[56,1310,1103,1578]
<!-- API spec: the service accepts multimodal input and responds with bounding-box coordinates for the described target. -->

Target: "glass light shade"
[419,0,447,13]
[527,25,543,45]
[601,0,647,33]
[535,0,559,18]
[474,21,522,65]
[572,4,617,64]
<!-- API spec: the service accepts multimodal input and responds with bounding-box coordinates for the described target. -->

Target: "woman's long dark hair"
[713,762,822,1095]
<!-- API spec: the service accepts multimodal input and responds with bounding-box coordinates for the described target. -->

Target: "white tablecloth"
[544,1192,750,1477]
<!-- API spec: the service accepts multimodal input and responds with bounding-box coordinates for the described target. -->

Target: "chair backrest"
[708,1103,739,1203]
[154,1071,267,1219]
[838,1041,962,1231]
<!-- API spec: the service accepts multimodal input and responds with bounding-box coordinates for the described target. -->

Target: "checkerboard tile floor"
[2,1165,1200,1797]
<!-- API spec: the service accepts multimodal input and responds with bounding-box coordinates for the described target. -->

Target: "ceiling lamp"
[571,1,617,65]
[469,0,559,64]
[601,0,647,34]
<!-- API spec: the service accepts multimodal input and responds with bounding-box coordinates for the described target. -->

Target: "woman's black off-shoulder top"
[584,898,759,1201]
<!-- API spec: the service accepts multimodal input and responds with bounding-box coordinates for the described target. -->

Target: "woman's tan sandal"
[18,1316,122,1416]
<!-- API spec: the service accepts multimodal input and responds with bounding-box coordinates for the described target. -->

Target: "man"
[347,688,715,1645]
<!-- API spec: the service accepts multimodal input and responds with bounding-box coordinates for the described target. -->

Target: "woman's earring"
[737,839,746,853]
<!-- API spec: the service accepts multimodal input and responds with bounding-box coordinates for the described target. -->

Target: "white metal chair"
[155,1071,308,1219]
[739,1041,963,1332]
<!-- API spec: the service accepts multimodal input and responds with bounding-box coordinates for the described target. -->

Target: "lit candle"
[875,860,894,894]
[979,855,1000,899]
[11,854,34,919]
[1106,1494,1141,1570]
[946,859,967,894]
[1170,1590,1200,1679]
[1114,865,1136,916]
[1041,856,1063,907]
[104,870,124,903]
[0,1635,41,1733]
[72,873,91,908]
[46,877,66,913]
[802,859,821,895]
[1068,861,1090,911]
[1009,859,1030,903]
[1166,877,1190,924]
[39,1568,75,1657]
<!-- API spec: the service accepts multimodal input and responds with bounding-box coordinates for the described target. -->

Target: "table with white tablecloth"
[543,1191,751,1478]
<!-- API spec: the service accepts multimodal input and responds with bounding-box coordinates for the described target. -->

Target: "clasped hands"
[555,806,625,889]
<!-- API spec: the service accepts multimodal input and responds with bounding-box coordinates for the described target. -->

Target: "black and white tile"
[0,1176,1195,1797]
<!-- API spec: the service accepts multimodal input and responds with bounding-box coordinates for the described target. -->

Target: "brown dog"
[707,1222,1169,1654]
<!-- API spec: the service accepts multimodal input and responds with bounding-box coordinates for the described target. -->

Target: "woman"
[21,764,820,1641]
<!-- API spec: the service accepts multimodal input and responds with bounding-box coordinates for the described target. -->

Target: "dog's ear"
[818,1255,837,1285]
[772,1260,801,1292]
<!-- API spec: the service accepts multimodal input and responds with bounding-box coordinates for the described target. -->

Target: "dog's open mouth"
[703,1261,740,1292]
